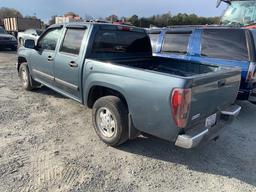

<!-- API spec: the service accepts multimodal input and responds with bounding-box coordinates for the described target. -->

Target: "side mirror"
[217,0,231,8]
[24,39,36,49]
[216,0,222,8]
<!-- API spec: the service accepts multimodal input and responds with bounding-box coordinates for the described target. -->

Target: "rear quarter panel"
[83,59,190,141]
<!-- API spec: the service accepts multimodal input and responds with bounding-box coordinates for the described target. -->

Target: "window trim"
[58,27,86,56]
[161,32,192,54]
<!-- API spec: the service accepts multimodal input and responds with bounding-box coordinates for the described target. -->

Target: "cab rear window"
[201,29,248,61]
[92,30,152,53]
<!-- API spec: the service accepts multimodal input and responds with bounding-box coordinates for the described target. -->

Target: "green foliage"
[0,7,23,19]
[106,13,221,27]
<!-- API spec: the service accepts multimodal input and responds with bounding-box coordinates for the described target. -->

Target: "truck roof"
[147,25,249,33]
[49,22,146,33]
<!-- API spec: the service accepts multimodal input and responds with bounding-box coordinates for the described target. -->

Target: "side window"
[161,32,191,54]
[250,30,256,56]
[38,28,61,51]
[60,28,86,55]
[201,29,248,61]
[148,32,160,52]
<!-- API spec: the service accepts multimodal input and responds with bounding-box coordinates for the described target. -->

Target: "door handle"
[69,61,78,68]
[48,56,54,62]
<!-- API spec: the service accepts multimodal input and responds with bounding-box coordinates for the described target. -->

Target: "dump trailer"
[3,17,42,37]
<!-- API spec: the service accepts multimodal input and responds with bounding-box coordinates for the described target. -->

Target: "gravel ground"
[0,50,256,192]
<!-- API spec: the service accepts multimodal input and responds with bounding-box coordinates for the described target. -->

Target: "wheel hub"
[96,107,116,138]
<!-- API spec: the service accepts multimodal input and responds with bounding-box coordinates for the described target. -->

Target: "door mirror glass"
[24,39,36,49]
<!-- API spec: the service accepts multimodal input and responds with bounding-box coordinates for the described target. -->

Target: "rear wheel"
[11,46,17,51]
[92,96,129,147]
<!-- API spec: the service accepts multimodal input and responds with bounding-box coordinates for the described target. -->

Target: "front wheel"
[92,96,129,147]
[18,63,34,91]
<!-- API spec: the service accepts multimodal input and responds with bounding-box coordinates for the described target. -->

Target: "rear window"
[92,30,152,53]
[60,28,86,55]
[148,32,160,52]
[201,29,248,61]
[161,32,191,54]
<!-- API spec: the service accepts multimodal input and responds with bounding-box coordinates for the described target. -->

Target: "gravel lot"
[0,50,256,192]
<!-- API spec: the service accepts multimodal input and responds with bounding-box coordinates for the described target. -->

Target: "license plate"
[205,113,217,128]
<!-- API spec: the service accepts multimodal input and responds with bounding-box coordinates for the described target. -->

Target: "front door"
[30,28,62,86]
[54,27,88,100]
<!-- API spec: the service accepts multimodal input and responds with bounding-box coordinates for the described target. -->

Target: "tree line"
[0,7,37,21]
[106,13,220,27]
[0,7,220,27]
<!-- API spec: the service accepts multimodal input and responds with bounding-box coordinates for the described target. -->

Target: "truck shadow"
[35,86,67,99]
[119,101,256,187]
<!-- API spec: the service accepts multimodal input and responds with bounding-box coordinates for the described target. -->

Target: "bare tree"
[0,7,23,19]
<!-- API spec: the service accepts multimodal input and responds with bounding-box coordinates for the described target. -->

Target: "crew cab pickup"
[148,26,256,103]
[17,23,241,149]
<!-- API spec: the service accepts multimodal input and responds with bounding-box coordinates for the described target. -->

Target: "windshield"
[0,27,7,34]
[221,1,256,26]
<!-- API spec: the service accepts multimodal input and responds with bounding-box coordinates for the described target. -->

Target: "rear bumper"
[175,104,241,149]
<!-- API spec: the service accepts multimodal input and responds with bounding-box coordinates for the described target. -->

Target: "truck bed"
[97,56,220,77]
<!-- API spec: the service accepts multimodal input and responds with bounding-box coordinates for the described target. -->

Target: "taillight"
[171,88,192,128]
[246,62,256,81]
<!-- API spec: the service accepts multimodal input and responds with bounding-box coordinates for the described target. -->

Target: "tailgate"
[187,68,241,127]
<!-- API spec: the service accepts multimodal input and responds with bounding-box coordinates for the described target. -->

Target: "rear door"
[30,27,62,86]
[54,25,88,101]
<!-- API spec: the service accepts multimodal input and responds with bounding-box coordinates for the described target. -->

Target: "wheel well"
[17,57,27,71]
[87,86,128,110]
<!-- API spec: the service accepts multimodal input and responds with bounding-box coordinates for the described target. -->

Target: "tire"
[11,46,17,51]
[92,96,129,147]
[250,101,256,105]
[18,63,34,91]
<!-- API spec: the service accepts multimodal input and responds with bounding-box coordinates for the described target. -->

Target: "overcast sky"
[0,0,227,21]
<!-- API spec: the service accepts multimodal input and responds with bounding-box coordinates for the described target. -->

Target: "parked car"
[0,26,17,51]
[17,23,241,149]
[148,26,256,103]
[18,28,43,46]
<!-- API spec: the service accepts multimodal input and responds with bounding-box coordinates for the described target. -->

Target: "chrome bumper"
[175,104,241,149]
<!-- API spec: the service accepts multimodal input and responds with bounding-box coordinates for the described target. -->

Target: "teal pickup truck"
[17,22,241,149]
